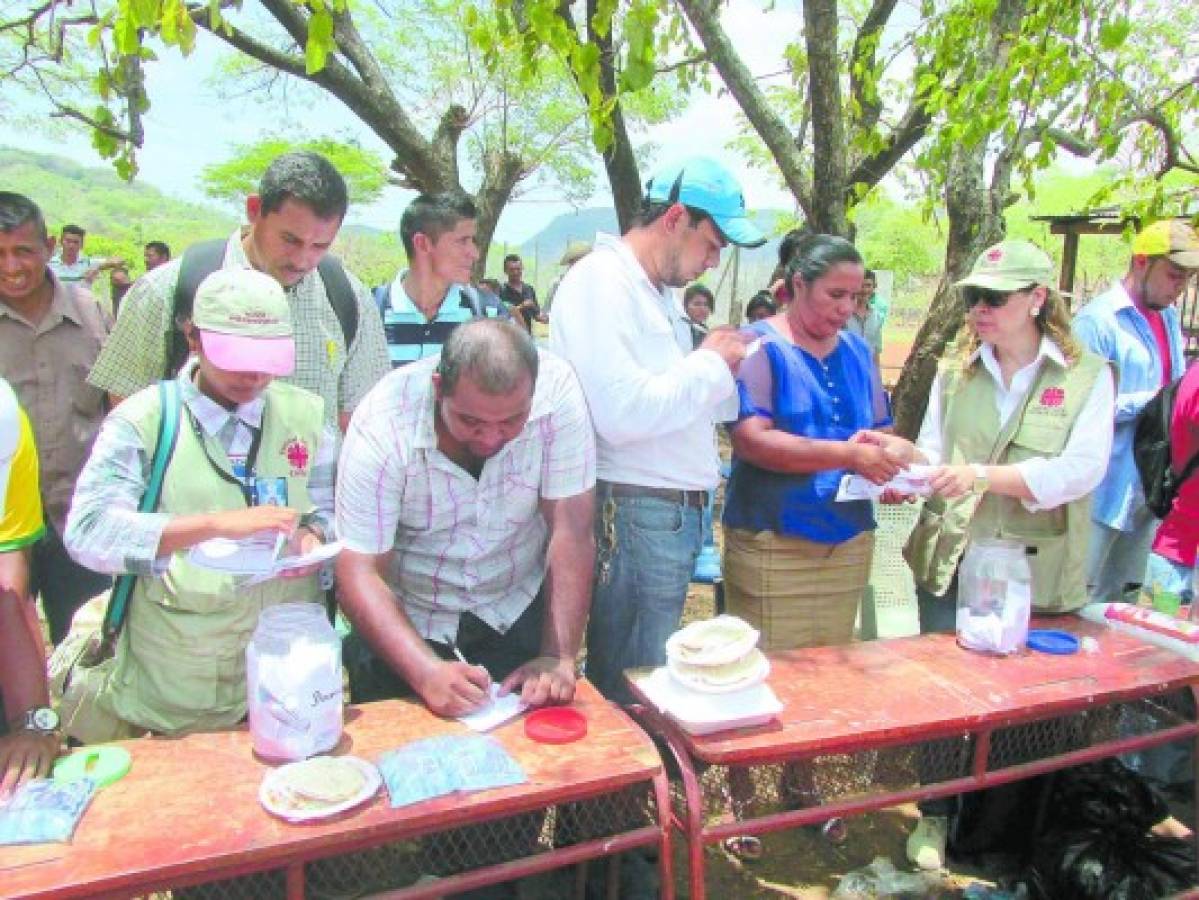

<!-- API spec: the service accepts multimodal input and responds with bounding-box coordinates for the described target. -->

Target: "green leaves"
[1098,18,1131,50]
[306,8,335,74]
[201,137,388,204]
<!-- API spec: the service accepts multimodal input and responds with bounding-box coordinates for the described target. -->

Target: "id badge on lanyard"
[194,414,287,507]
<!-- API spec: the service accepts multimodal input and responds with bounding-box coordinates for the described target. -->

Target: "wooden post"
[1060,229,1079,297]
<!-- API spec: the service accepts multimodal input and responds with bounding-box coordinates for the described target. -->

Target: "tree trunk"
[890,0,1026,438]
[891,147,1003,436]
[803,0,850,237]
[473,150,525,281]
[588,0,641,232]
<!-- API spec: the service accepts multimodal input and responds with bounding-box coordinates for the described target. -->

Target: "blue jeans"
[585,492,703,704]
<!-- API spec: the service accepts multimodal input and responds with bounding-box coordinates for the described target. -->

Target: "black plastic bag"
[1022,759,1194,900]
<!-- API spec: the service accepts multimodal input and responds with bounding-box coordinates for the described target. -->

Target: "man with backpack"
[1074,219,1199,602]
[87,151,389,431]
[373,192,508,368]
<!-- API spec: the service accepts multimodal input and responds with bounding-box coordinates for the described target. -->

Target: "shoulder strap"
[101,380,182,643]
[460,284,485,318]
[317,255,359,350]
[169,240,227,378]
[373,283,391,317]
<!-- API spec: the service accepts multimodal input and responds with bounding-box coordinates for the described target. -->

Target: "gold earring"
[1030,307,1041,318]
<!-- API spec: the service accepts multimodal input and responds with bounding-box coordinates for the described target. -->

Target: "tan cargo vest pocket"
[903,498,981,596]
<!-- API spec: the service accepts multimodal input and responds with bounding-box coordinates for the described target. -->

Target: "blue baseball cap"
[645,157,767,248]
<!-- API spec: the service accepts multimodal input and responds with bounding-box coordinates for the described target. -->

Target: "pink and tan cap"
[193,269,295,376]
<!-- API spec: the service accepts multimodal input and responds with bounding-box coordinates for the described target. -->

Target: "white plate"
[665,615,760,667]
[667,648,770,694]
[259,755,381,823]
[637,668,782,735]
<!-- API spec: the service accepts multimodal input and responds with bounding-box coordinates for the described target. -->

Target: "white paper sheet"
[189,531,285,574]
[835,464,936,501]
[456,684,528,733]
[243,540,345,586]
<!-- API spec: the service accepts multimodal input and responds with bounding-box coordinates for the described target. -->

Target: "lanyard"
[187,408,265,507]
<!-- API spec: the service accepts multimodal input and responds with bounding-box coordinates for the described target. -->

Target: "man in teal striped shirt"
[375,193,509,368]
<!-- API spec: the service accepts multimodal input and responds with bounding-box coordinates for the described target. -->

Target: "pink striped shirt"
[336,351,595,642]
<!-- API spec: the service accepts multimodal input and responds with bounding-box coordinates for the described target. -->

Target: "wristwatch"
[22,706,60,735]
[971,464,990,495]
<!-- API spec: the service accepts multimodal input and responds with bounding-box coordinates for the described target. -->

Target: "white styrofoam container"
[635,667,783,735]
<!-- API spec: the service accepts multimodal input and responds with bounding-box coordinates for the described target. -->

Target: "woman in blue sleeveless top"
[723,234,909,651]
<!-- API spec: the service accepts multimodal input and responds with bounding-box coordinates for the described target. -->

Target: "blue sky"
[7,2,803,244]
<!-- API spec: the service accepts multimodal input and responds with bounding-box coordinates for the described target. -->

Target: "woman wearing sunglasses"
[900,239,1115,870]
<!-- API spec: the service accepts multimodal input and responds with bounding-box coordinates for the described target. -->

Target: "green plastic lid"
[53,746,132,788]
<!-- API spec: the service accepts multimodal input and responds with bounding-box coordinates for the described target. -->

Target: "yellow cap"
[1131,220,1199,269]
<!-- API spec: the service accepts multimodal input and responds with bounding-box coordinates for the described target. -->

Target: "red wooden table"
[1,680,673,899]
[627,617,1199,900]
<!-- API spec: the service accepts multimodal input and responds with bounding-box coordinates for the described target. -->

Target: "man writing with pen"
[335,319,596,716]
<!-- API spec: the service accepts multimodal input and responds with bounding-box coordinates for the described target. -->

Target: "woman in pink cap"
[63,268,339,739]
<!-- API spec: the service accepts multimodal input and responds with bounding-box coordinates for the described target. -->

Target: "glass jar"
[246,602,342,761]
[956,538,1032,655]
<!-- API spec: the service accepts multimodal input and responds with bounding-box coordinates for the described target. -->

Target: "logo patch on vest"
[282,437,310,476]
[1039,386,1065,408]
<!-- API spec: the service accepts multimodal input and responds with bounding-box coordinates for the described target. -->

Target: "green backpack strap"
[101,379,182,644]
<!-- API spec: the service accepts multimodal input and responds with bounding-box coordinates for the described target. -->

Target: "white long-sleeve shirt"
[916,337,1115,512]
[549,233,735,490]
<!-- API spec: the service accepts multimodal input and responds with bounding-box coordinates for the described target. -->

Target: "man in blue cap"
[550,156,766,704]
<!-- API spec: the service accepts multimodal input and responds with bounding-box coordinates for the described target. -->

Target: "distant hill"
[0,147,235,257]
[0,147,415,285]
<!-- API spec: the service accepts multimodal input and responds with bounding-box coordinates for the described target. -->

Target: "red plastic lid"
[524,706,588,744]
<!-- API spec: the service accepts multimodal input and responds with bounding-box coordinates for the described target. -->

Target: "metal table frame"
[2,683,674,900]
[628,620,1199,900]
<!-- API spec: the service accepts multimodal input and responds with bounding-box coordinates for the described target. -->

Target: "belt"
[600,481,707,508]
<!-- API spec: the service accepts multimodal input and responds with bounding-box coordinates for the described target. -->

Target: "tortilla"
[279,756,368,804]
[666,615,759,666]
[668,648,769,693]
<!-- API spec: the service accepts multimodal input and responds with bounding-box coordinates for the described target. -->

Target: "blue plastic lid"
[1026,629,1080,655]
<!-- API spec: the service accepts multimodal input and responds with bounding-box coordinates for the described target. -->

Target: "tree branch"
[848,0,898,133]
[847,92,931,195]
[675,0,813,214]
[655,53,708,75]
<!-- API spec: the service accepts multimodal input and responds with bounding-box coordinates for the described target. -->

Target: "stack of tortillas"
[260,755,380,822]
[665,615,769,693]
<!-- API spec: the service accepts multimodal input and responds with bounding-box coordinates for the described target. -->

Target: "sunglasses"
[962,286,1034,310]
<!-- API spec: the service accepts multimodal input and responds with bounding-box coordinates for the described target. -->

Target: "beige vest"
[101,380,325,735]
[904,350,1106,612]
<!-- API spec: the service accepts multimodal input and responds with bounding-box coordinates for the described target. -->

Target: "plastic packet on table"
[377,735,526,808]
[0,778,96,845]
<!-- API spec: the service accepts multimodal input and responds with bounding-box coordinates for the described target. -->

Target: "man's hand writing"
[417,659,492,717]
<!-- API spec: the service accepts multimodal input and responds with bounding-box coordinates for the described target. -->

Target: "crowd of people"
[1,148,1199,886]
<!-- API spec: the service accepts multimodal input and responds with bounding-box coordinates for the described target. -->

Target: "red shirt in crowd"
[1134,297,1172,387]
[1152,362,1199,567]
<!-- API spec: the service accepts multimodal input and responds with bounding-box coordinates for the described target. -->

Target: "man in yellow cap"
[1074,219,1199,602]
